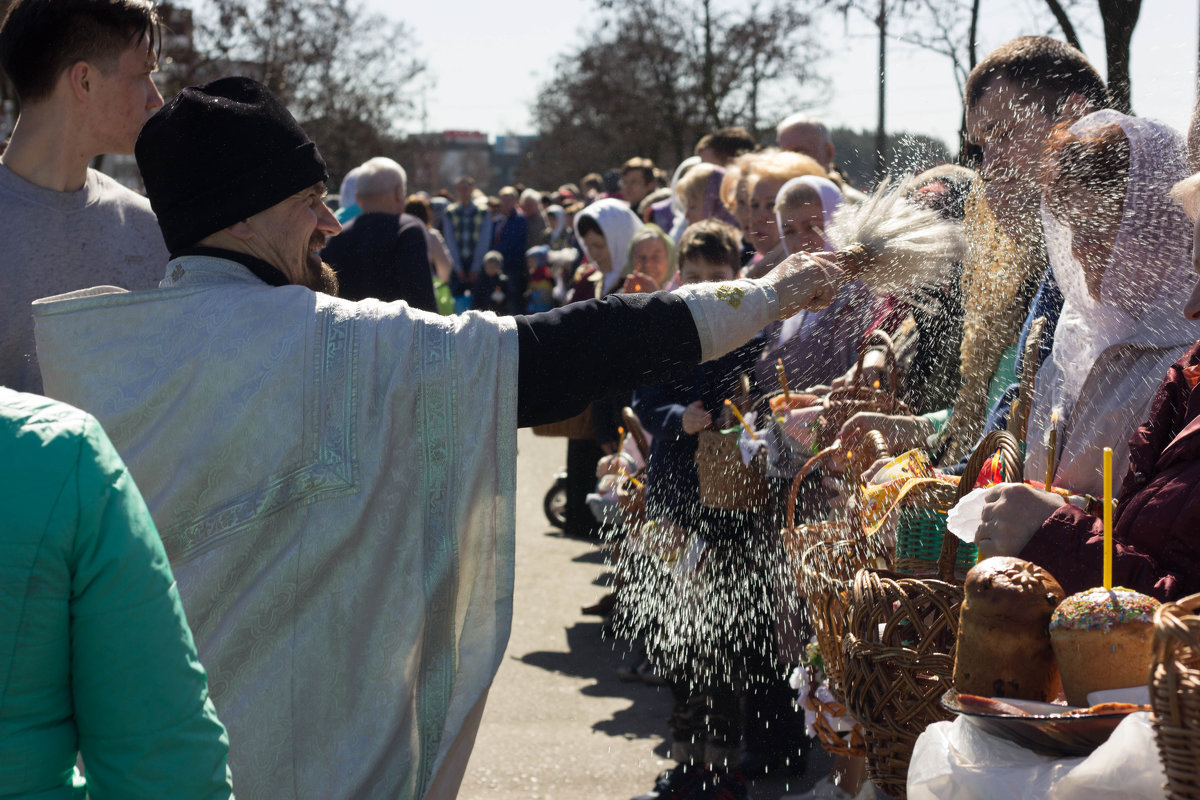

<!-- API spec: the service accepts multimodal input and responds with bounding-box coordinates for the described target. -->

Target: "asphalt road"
[457,428,832,800]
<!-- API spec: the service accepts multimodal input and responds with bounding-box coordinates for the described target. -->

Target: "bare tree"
[1026,0,1142,113]
[186,0,428,179]
[523,0,826,187]
[1095,0,1142,114]
[828,0,1126,163]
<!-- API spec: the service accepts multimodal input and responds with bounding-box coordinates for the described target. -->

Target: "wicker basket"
[804,675,870,758]
[843,569,963,797]
[1151,592,1200,800]
[841,429,1022,797]
[815,331,912,449]
[776,433,892,758]
[801,538,890,702]
[780,432,892,591]
[694,428,768,510]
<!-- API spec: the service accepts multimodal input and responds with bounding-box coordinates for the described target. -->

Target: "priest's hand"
[974,483,1066,559]
[767,251,843,319]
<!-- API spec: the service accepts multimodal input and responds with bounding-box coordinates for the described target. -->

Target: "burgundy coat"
[1021,340,1200,602]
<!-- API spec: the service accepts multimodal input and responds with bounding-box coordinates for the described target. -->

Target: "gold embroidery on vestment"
[715,286,745,308]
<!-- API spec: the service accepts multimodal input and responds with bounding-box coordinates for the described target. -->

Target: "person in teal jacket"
[0,388,234,799]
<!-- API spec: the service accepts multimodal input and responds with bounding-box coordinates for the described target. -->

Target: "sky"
[372,0,1198,158]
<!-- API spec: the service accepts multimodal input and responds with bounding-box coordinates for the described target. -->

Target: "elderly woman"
[975,110,1200,600]
[755,176,880,402]
[740,150,827,262]
[621,222,678,293]
[559,198,644,538]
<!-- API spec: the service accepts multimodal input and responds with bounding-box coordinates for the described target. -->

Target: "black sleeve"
[515,292,703,428]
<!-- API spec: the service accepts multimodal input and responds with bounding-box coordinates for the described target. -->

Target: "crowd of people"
[4,0,1200,798]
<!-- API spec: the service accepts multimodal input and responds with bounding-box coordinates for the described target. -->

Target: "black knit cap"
[135,76,328,253]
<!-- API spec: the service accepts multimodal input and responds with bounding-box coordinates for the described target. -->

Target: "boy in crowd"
[0,0,168,392]
[627,219,774,800]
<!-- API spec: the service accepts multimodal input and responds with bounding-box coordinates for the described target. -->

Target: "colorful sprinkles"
[1050,587,1160,632]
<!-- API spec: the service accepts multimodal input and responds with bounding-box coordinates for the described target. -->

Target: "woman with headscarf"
[1022,111,1200,497]
[335,164,362,225]
[755,176,879,403]
[568,198,642,303]
[546,204,570,250]
[972,111,1200,599]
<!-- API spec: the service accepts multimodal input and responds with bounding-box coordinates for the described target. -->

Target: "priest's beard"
[296,257,340,297]
[299,232,340,296]
[316,261,340,296]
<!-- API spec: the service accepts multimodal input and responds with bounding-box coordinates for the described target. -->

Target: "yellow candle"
[725,399,758,441]
[776,358,791,400]
[1046,414,1057,489]
[1103,446,1113,589]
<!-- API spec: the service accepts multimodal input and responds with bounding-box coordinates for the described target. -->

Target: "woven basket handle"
[937,429,1023,580]
[1152,596,1200,725]
[784,430,890,535]
[848,330,900,398]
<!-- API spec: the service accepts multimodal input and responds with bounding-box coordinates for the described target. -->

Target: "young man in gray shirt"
[0,0,168,393]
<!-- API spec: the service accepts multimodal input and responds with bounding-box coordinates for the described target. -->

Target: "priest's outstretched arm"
[515,251,839,428]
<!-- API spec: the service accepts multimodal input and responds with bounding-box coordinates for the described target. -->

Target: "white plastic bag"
[945,484,1020,544]
[908,713,1165,800]
[737,411,766,465]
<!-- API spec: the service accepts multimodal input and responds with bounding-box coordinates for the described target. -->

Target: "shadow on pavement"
[570,548,609,565]
[518,620,673,742]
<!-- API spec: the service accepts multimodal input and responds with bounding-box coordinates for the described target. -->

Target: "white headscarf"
[547,204,567,242]
[774,175,844,255]
[574,198,642,295]
[776,176,845,343]
[1027,110,1198,476]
